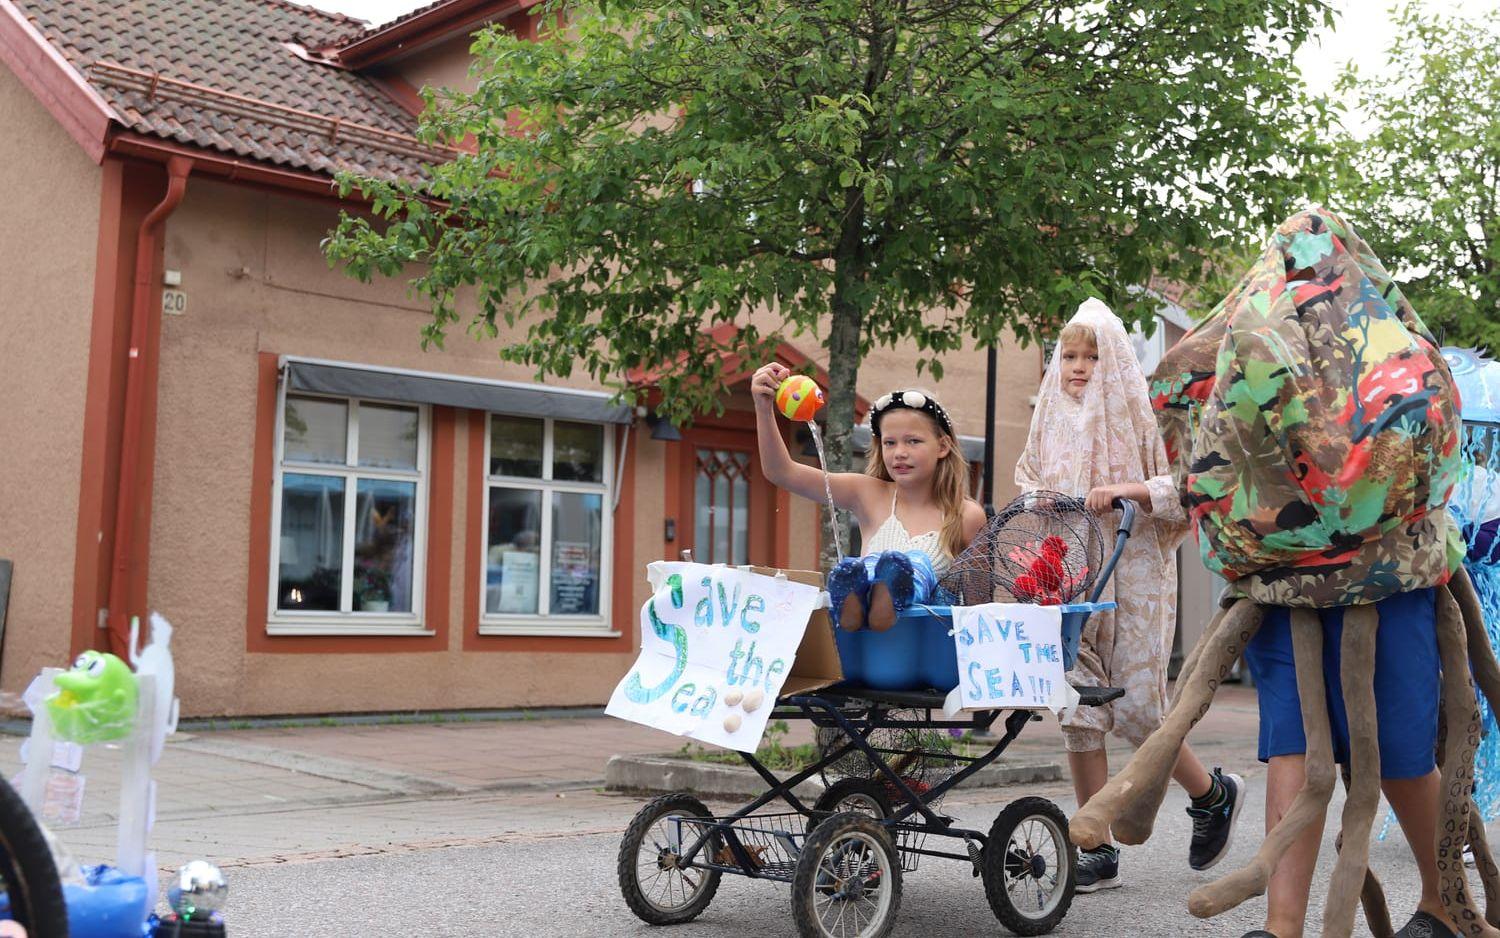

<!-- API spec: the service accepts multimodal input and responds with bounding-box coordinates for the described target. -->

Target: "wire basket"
[815,710,964,797]
[939,490,1104,606]
[677,809,931,877]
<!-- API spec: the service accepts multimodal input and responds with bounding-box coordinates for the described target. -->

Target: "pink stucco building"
[0,0,1044,716]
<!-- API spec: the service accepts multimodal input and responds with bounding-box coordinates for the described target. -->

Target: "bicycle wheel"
[0,776,67,935]
[618,793,722,925]
[981,797,1073,936]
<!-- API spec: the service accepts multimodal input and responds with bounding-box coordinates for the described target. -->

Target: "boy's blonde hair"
[864,388,971,559]
[1058,322,1098,349]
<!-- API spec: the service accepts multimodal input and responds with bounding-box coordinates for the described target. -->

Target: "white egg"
[723,713,742,733]
[742,689,765,712]
[723,688,743,708]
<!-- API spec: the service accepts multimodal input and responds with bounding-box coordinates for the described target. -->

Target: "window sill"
[478,623,622,638]
[266,620,435,637]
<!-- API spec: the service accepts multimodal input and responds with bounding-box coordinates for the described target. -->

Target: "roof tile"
[14,0,449,181]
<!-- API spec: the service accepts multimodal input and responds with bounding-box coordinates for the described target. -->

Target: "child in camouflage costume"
[1068,207,1500,938]
[1159,207,1461,938]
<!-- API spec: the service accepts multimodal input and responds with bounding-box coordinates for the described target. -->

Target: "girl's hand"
[750,363,791,406]
[1085,483,1139,513]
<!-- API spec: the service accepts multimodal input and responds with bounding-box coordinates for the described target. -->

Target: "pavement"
[0,681,1262,872]
[8,679,1482,936]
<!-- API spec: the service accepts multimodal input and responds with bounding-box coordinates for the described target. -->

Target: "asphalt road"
[219,769,1466,937]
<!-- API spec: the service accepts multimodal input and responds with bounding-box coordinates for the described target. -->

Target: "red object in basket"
[1011,535,1087,606]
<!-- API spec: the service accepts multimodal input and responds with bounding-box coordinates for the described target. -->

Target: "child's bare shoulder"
[961,498,987,537]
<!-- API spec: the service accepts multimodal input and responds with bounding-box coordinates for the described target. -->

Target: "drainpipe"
[105,156,192,657]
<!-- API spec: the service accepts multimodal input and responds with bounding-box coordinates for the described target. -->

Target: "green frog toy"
[44,651,139,744]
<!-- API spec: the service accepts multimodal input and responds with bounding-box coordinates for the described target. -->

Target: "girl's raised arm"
[751,363,881,513]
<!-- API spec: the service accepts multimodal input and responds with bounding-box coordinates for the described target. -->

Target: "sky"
[311,0,1500,133]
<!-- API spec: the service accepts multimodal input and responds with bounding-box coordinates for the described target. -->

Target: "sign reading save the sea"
[942,603,1073,717]
[607,563,823,753]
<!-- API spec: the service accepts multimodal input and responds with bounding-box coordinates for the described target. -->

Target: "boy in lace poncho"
[1016,298,1247,891]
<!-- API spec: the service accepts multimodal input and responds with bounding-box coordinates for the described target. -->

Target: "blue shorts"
[1243,588,1439,780]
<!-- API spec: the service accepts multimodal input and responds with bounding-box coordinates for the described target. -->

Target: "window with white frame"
[482,414,613,633]
[270,392,428,631]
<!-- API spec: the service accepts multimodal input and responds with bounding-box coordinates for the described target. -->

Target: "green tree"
[326,0,1330,558]
[1332,2,1500,350]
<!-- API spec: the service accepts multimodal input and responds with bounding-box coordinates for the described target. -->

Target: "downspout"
[105,156,192,656]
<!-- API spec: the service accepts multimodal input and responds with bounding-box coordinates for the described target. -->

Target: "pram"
[617,497,1137,938]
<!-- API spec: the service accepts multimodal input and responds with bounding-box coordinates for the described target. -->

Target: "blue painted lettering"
[741,594,765,633]
[765,658,785,690]
[624,575,688,703]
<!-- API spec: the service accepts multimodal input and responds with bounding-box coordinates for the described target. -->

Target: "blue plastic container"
[831,602,1116,692]
[0,864,151,938]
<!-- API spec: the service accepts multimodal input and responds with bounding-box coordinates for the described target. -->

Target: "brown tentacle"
[1447,570,1500,724]
[1170,601,1233,709]
[1360,865,1395,938]
[1333,790,1395,938]
[1446,571,1500,926]
[1189,609,1335,918]
[1468,797,1500,928]
[1323,605,1381,937]
[1110,599,1265,845]
[1070,598,1263,849]
[1434,586,1499,937]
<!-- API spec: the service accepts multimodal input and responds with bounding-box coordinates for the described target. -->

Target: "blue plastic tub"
[831,602,1116,692]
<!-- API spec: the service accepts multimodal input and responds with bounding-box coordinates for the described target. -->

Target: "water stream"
[805,421,846,559]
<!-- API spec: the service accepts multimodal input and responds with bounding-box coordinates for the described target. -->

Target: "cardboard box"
[748,566,843,696]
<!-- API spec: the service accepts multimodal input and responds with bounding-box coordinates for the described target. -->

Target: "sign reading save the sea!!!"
[607,563,824,752]
[942,603,1075,717]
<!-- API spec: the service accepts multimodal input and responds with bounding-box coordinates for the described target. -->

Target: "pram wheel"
[810,778,893,828]
[981,797,1074,935]
[618,793,723,925]
[791,812,902,938]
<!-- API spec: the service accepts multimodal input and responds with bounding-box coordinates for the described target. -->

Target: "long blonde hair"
[864,393,971,558]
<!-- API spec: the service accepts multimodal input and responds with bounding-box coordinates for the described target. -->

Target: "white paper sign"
[942,603,1074,716]
[607,562,824,753]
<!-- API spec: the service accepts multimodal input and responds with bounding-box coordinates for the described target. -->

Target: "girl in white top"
[752,363,986,632]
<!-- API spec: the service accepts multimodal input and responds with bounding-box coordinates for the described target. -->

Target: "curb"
[604,753,1061,799]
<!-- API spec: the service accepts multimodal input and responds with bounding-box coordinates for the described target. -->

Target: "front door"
[676,424,774,566]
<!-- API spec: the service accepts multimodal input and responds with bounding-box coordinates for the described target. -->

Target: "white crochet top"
[864,490,952,576]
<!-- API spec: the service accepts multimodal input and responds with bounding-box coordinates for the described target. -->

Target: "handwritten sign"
[607,562,824,752]
[942,603,1073,716]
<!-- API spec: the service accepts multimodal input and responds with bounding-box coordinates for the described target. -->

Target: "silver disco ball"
[167,860,228,917]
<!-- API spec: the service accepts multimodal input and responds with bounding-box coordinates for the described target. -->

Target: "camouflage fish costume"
[1152,207,1463,606]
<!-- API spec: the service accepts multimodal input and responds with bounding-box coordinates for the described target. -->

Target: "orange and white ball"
[775,375,825,422]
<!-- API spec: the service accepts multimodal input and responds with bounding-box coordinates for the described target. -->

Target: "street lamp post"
[982,343,997,518]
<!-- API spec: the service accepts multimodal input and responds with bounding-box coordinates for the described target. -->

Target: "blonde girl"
[751,363,986,630]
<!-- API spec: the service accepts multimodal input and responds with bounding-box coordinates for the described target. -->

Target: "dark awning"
[282,358,633,424]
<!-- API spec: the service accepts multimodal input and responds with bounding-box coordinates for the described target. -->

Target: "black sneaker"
[1074,844,1120,893]
[1187,768,1245,871]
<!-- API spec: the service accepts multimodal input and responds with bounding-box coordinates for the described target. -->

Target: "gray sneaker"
[1074,844,1120,893]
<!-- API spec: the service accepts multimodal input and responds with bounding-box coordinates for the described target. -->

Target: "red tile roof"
[11,0,454,181]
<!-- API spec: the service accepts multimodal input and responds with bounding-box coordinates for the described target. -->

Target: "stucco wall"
[391,33,482,98]
[0,65,101,690]
[152,179,656,715]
